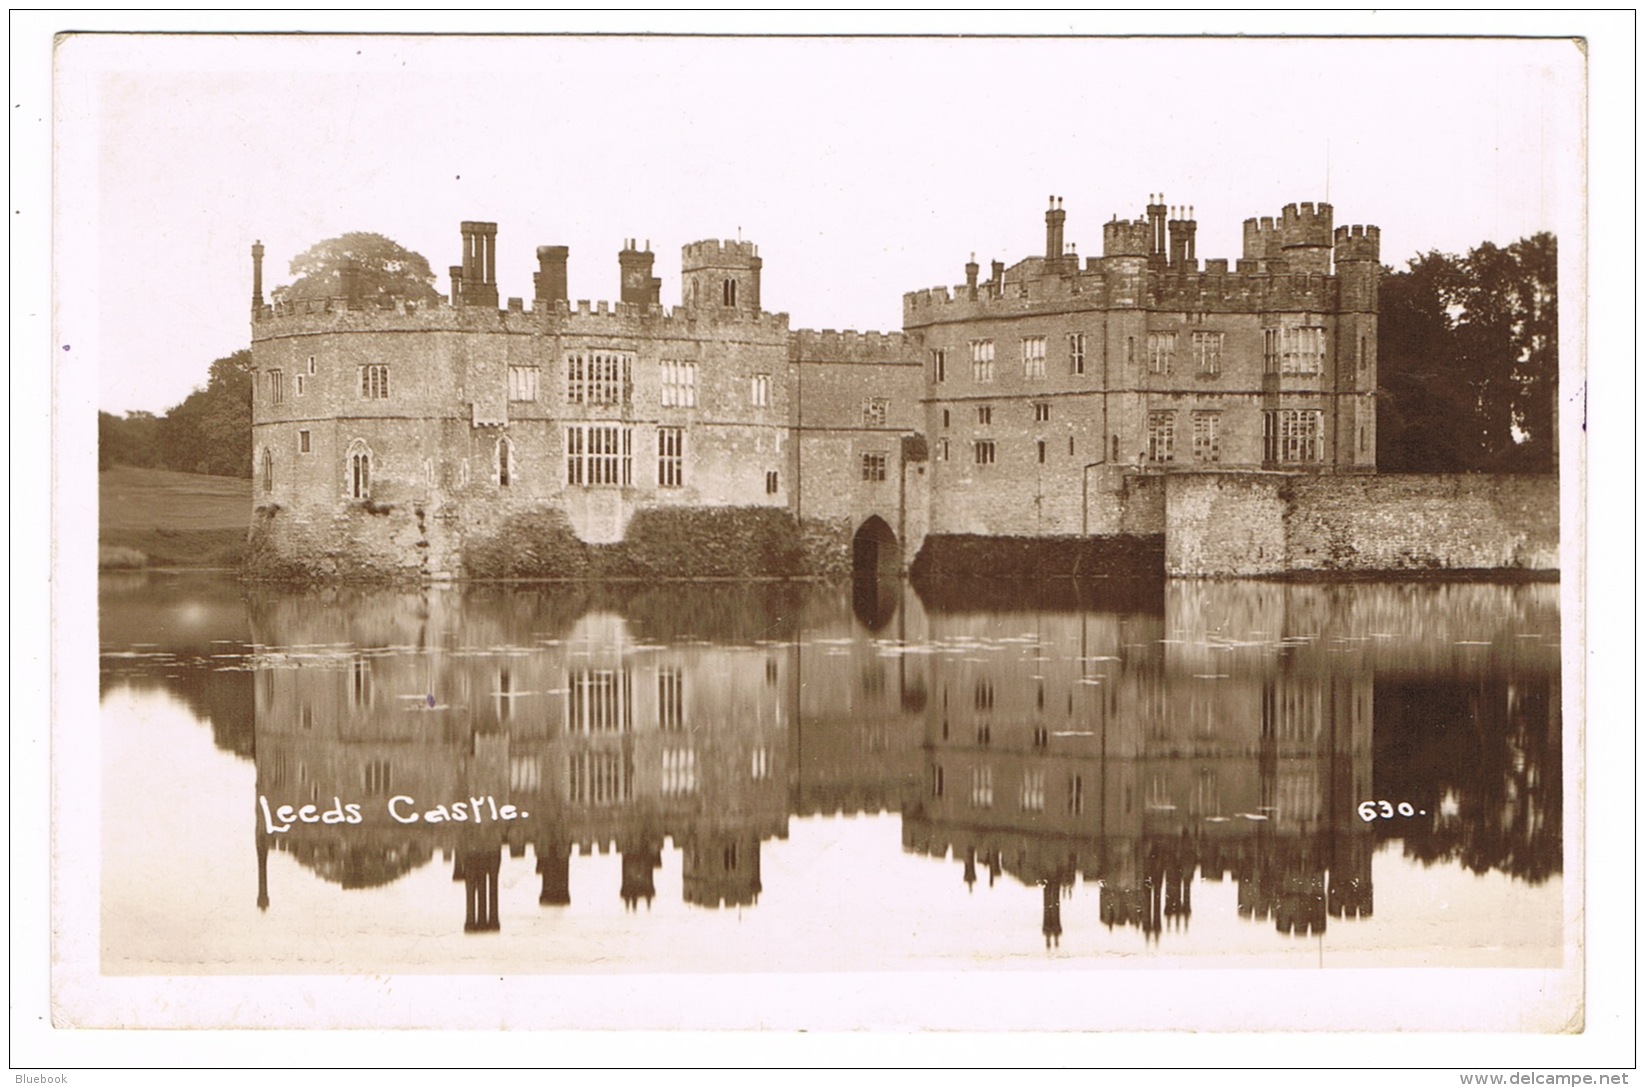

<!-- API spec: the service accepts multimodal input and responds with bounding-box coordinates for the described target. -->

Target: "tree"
[1378,233,1558,473]
[99,410,165,470]
[271,232,442,307]
[159,350,254,477]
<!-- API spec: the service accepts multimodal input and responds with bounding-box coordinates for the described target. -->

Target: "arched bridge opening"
[851,515,901,580]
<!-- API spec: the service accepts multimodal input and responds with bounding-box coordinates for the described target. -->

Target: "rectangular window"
[751,373,771,407]
[307,355,316,375]
[765,470,779,494]
[267,369,284,405]
[510,757,541,791]
[861,452,887,482]
[661,748,696,797]
[1068,773,1084,815]
[359,364,390,399]
[1358,334,1368,371]
[931,348,947,383]
[1268,323,1325,374]
[657,426,684,488]
[294,374,306,396]
[1191,331,1224,375]
[1069,332,1086,375]
[567,424,632,486]
[298,429,311,454]
[567,668,633,733]
[977,405,992,426]
[1036,439,1046,464]
[1021,336,1047,379]
[970,339,995,382]
[1146,411,1176,463]
[971,766,993,810]
[1191,411,1221,462]
[936,438,949,461]
[973,440,996,465]
[1020,769,1046,813]
[1033,402,1050,423]
[1147,332,1176,375]
[569,751,633,805]
[508,365,541,402]
[363,760,391,796]
[660,360,698,407]
[566,351,633,405]
[658,667,685,732]
[1264,409,1325,463]
[862,398,888,427]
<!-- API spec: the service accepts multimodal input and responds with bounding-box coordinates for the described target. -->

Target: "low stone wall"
[1164,473,1559,577]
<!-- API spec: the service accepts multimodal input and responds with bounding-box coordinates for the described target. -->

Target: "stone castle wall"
[1164,473,1559,577]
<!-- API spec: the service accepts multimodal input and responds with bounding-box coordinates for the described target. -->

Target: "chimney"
[340,258,361,308]
[535,246,569,307]
[990,259,1005,298]
[965,252,979,301]
[449,265,464,306]
[457,221,499,307]
[1045,195,1066,260]
[618,239,661,307]
[1147,193,1168,265]
[251,241,265,312]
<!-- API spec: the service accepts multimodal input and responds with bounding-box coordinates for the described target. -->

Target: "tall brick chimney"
[1044,196,1066,260]
[618,239,661,307]
[251,241,265,312]
[535,245,569,307]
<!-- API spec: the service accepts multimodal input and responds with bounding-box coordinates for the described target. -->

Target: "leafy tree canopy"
[272,232,441,307]
[1378,233,1557,473]
[103,350,253,477]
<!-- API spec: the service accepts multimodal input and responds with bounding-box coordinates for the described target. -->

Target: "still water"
[98,573,1563,975]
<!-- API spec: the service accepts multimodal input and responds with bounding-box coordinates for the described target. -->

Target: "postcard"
[20,14,1631,1072]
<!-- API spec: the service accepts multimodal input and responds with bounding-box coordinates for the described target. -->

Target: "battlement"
[791,328,914,363]
[1279,201,1334,248]
[1103,218,1151,258]
[1333,224,1381,262]
[681,238,761,268]
[253,293,793,342]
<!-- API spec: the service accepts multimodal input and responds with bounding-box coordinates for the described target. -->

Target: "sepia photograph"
[17,11,1632,1074]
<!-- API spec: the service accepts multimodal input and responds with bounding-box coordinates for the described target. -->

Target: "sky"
[56,31,1584,416]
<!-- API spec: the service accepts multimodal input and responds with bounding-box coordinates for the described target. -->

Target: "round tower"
[681,238,762,315]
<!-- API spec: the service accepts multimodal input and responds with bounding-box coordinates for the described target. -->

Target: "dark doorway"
[851,516,900,580]
[851,516,901,631]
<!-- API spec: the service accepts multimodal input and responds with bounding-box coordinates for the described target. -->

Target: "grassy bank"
[100,466,249,568]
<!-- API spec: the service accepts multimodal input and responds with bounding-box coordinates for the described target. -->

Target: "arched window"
[496,436,513,488]
[346,439,372,500]
[722,277,737,307]
[261,447,273,493]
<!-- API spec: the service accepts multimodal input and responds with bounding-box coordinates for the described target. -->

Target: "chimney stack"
[251,241,265,312]
[535,245,569,307]
[1045,195,1067,261]
[618,239,661,307]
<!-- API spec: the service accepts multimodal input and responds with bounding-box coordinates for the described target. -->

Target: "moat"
[98,572,1563,975]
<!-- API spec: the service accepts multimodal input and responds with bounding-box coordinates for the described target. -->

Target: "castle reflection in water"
[100,574,1562,945]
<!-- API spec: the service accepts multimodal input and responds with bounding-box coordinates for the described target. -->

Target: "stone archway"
[851,515,901,580]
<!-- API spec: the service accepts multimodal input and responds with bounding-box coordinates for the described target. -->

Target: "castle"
[247,194,1387,581]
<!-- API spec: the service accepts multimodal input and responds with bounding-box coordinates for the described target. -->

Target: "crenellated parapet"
[791,328,916,364]
[681,238,761,266]
[1332,224,1381,263]
[1103,218,1152,258]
